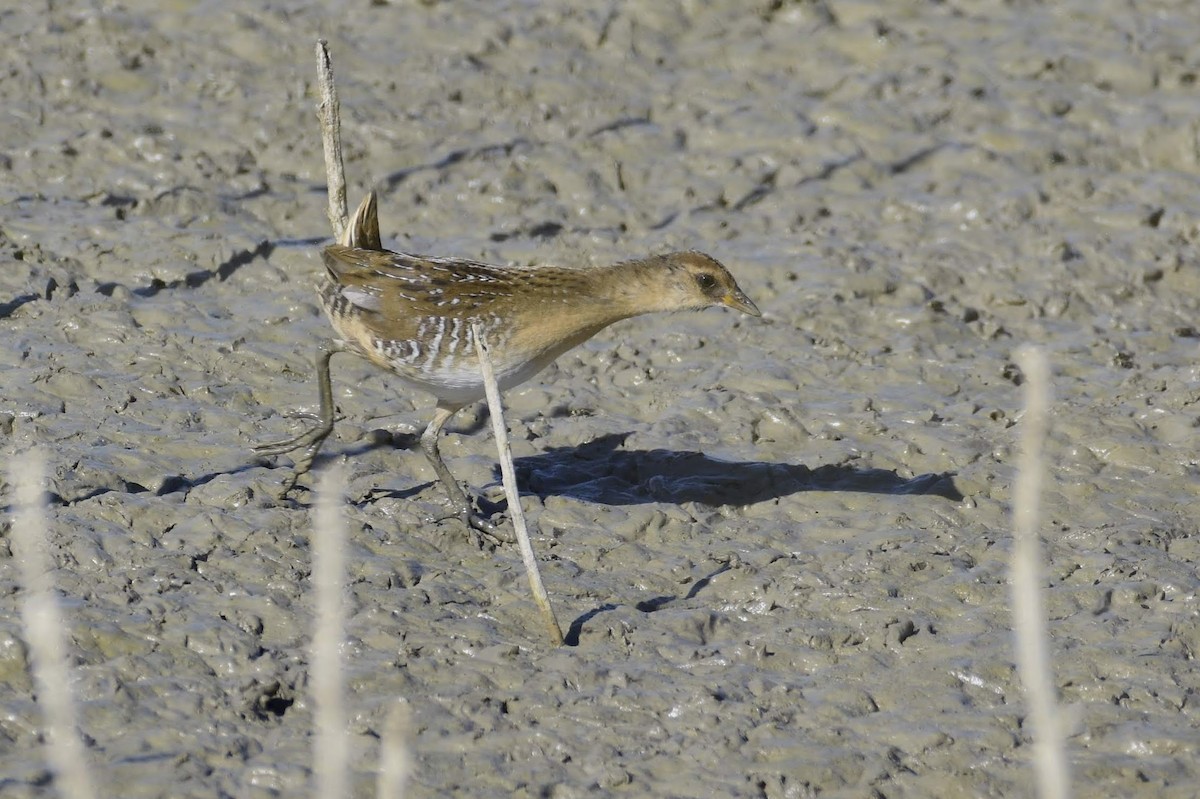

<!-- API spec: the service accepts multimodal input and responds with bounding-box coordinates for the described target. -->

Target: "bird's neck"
[590,256,678,318]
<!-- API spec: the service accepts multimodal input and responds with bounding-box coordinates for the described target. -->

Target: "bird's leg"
[421,404,513,545]
[253,339,348,494]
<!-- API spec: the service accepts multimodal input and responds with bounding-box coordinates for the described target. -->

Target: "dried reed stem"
[312,463,350,799]
[316,39,348,239]
[10,450,97,799]
[312,55,351,799]
[377,699,415,799]
[471,322,564,644]
[1011,345,1071,799]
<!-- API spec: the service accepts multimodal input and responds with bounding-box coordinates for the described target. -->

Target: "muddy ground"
[2,1,1199,796]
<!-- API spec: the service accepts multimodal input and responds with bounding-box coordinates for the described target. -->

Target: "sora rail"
[255,191,760,541]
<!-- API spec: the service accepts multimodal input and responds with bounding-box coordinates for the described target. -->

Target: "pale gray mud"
[2,1,1198,797]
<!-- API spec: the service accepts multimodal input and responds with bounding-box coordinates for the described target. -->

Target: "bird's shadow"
[253,427,962,512]
[509,432,962,508]
[511,431,963,647]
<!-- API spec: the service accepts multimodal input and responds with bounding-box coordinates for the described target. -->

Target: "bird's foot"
[252,411,340,457]
[453,500,513,547]
[253,413,339,496]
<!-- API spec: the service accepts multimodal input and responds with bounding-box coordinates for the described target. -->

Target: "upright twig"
[1011,346,1071,799]
[316,39,348,239]
[471,323,564,645]
[10,450,97,799]
[312,463,350,799]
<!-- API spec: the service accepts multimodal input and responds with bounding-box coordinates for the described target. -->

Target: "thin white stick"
[377,699,415,799]
[312,463,350,799]
[311,56,351,798]
[471,322,564,644]
[316,39,348,240]
[10,450,97,799]
[1011,346,1071,799]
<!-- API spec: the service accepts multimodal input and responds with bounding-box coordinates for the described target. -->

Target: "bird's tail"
[340,190,382,251]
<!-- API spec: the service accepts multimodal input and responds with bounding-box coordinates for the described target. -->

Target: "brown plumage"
[255,191,760,541]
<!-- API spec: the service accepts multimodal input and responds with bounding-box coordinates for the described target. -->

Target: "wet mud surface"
[2,1,1199,796]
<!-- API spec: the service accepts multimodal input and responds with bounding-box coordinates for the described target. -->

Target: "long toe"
[276,472,301,499]
[252,424,330,457]
[468,509,514,545]
[282,410,324,423]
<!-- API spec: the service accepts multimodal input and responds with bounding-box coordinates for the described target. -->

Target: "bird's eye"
[695,273,718,291]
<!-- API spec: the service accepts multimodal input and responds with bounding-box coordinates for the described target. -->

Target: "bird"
[254,190,760,543]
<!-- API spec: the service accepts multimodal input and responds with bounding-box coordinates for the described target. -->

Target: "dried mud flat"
[2,1,1199,797]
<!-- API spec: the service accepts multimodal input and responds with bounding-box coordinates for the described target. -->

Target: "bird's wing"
[321,245,517,318]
